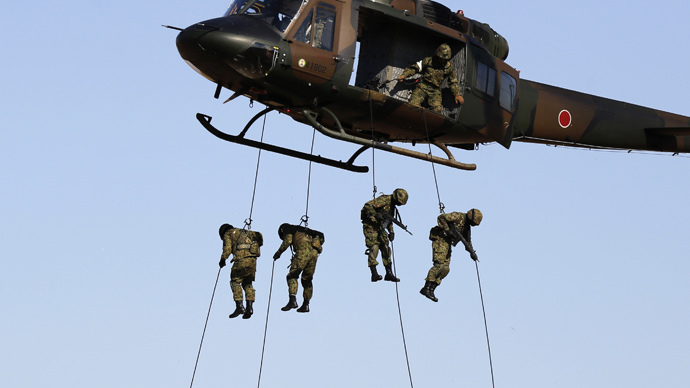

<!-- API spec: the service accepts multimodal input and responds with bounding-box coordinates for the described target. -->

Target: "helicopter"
[173,0,690,173]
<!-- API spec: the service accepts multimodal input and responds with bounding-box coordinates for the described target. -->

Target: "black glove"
[389,231,395,241]
[273,252,280,260]
[219,259,226,268]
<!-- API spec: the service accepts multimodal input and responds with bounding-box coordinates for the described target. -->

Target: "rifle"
[375,210,413,235]
[447,227,478,261]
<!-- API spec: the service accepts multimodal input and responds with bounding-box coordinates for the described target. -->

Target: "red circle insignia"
[558,110,572,128]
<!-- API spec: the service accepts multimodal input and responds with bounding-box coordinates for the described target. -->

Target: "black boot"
[229,300,245,318]
[384,265,400,282]
[420,281,438,302]
[281,295,298,311]
[370,266,383,282]
[297,298,310,313]
[242,300,254,319]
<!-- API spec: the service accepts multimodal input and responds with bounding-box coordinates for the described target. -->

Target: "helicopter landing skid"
[302,108,477,171]
[196,113,369,173]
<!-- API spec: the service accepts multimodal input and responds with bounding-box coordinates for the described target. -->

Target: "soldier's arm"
[399,61,422,80]
[273,234,293,259]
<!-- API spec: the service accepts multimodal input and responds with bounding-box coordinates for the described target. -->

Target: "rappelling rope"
[390,242,414,388]
[245,114,268,230]
[421,111,444,214]
[189,112,270,388]
[189,268,221,388]
[256,259,276,388]
[368,97,377,198]
[421,110,495,386]
[474,261,495,388]
[368,93,413,386]
[301,129,317,227]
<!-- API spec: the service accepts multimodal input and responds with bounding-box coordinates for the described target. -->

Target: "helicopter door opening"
[352,8,467,120]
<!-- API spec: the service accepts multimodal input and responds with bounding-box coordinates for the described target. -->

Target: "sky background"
[2,1,690,387]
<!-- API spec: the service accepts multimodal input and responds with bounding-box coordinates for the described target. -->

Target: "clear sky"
[2,1,689,387]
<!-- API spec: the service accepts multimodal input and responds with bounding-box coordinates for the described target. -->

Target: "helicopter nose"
[176,16,281,81]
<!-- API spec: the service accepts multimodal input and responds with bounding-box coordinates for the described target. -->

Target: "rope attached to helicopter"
[421,110,496,388]
[367,97,415,388]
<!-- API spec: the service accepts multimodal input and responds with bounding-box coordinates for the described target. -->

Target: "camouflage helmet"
[392,188,409,205]
[278,223,291,239]
[219,223,233,239]
[435,43,452,60]
[466,209,483,226]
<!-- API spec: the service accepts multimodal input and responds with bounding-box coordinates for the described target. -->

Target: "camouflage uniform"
[274,224,325,312]
[421,209,482,302]
[426,212,468,285]
[221,228,263,301]
[360,188,408,282]
[400,44,462,113]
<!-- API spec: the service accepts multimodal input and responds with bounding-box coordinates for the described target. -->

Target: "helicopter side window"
[499,72,517,111]
[476,61,496,97]
[293,2,336,51]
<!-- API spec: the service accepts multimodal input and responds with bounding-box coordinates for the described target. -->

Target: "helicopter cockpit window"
[293,2,336,51]
[224,0,301,33]
[499,72,517,111]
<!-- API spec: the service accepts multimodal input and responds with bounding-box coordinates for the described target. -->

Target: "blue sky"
[2,1,690,387]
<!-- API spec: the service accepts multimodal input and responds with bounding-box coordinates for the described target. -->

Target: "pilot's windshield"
[224,0,302,32]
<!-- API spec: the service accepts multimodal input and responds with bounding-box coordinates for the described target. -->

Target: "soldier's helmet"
[435,44,452,60]
[219,223,233,239]
[392,188,409,205]
[467,209,483,226]
[278,223,291,239]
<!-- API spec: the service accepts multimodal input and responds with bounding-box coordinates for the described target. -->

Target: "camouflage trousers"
[426,238,452,285]
[230,256,257,301]
[409,82,443,113]
[362,222,391,267]
[286,247,319,300]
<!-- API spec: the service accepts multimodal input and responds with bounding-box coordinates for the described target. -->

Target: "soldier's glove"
[470,252,479,262]
[273,252,280,260]
[219,259,226,268]
[454,95,465,105]
[389,231,395,241]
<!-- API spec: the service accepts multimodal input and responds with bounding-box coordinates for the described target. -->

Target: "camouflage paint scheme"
[176,0,690,171]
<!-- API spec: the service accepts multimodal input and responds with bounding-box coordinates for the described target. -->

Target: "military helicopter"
[173,0,690,173]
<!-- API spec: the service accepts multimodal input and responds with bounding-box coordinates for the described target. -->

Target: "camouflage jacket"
[276,230,325,256]
[401,57,461,96]
[430,212,469,241]
[361,194,395,232]
[221,228,263,261]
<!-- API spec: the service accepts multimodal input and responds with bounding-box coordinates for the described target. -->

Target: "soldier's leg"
[296,252,317,313]
[300,253,317,301]
[364,223,383,281]
[409,86,427,107]
[229,263,246,318]
[427,88,443,113]
[282,256,302,311]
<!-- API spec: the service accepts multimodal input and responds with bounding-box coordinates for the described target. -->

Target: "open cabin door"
[351,6,468,122]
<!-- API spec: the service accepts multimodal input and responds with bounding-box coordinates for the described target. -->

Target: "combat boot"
[370,265,383,282]
[420,281,438,302]
[229,300,245,318]
[297,298,310,313]
[281,295,298,311]
[428,282,439,302]
[384,264,400,282]
[242,301,254,319]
